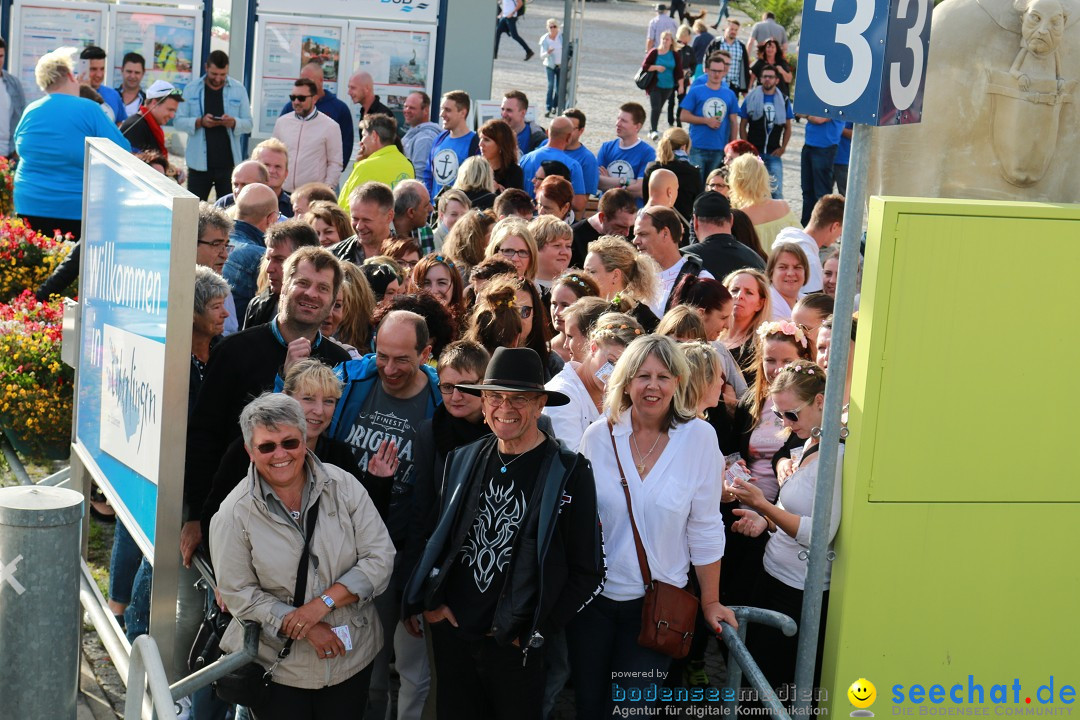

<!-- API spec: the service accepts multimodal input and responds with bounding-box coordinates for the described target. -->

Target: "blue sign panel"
[75,148,175,552]
[794,0,932,126]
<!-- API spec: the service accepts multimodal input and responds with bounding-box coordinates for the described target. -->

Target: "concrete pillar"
[0,486,85,719]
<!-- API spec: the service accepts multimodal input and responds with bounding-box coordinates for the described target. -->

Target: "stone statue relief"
[871,0,1080,201]
[988,0,1076,185]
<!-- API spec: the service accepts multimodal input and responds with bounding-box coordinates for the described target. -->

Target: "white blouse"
[579,412,726,601]
[769,285,795,321]
[542,361,600,452]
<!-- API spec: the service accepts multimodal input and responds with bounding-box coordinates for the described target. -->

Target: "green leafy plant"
[732,0,804,40]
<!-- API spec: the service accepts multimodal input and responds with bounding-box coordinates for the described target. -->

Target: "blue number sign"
[794,0,932,126]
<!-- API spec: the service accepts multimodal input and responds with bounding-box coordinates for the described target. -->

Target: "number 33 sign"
[793,0,932,126]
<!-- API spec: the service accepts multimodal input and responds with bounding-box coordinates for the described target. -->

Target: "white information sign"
[11,0,108,103]
[256,0,438,24]
[253,15,346,135]
[110,5,202,92]
[99,324,165,485]
[343,20,437,128]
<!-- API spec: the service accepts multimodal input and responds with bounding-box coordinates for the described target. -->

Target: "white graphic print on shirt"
[459,478,527,592]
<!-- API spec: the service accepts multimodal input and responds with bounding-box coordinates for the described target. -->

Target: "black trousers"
[429,621,545,720]
[649,88,674,132]
[188,166,234,202]
[253,663,373,720]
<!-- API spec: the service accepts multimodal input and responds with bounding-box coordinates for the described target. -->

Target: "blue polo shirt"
[519,145,586,197]
[805,118,845,148]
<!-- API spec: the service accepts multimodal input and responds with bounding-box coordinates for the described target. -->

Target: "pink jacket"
[272,110,344,192]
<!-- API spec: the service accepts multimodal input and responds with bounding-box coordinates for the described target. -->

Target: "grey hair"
[198,202,234,241]
[239,393,307,448]
[193,266,231,316]
[393,180,429,216]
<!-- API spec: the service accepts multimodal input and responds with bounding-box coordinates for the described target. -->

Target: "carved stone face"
[1021,0,1066,55]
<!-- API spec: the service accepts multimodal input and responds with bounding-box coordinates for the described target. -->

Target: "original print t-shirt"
[442,442,546,634]
[344,381,429,544]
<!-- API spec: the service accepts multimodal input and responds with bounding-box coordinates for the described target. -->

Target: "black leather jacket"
[404,434,605,652]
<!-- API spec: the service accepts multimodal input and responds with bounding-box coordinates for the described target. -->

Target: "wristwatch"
[320,593,335,610]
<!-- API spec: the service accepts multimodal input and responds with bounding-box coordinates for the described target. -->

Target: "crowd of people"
[5,13,861,719]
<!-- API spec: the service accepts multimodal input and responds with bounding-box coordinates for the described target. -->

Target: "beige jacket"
[209,454,394,689]
[272,110,344,192]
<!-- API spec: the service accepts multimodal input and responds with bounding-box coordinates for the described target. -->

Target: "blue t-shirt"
[655,51,676,90]
[834,122,854,165]
[519,145,586,197]
[597,139,656,206]
[13,94,132,220]
[680,83,738,151]
[563,144,599,195]
[426,130,478,196]
[805,118,845,148]
[97,85,127,123]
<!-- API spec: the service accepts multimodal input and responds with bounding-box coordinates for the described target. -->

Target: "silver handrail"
[718,606,799,719]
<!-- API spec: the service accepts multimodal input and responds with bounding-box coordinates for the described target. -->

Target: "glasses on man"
[706,181,727,191]
[772,399,811,423]
[289,94,313,102]
[499,248,531,260]
[482,392,533,409]
[197,239,231,251]
[254,437,303,454]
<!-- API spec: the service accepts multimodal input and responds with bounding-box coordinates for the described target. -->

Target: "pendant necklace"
[631,431,663,474]
[496,448,526,474]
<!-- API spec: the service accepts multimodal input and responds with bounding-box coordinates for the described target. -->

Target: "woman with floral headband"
[543,313,642,451]
[729,359,842,702]
[411,253,466,325]
[549,270,601,361]
[716,320,812,609]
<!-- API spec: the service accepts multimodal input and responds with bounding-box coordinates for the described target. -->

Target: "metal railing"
[719,606,799,719]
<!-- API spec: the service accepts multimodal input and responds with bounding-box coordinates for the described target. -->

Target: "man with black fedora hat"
[683,191,767,279]
[404,346,605,719]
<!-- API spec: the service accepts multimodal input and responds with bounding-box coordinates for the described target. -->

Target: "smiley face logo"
[848,678,877,716]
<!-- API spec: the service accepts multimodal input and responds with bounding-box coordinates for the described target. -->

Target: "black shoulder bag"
[215,497,321,708]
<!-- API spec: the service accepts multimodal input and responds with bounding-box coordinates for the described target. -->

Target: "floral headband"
[611,292,623,306]
[598,322,643,336]
[782,362,819,376]
[562,274,589,290]
[492,297,516,309]
[432,254,456,269]
[757,320,808,348]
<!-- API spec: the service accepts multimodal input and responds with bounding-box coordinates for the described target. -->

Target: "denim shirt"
[173,75,253,171]
[222,220,265,320]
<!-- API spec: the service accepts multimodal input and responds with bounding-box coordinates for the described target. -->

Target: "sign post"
[72,138,197,678]
[791,0,932,711]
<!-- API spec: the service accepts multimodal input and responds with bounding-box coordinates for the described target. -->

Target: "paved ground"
[492,0,806,216]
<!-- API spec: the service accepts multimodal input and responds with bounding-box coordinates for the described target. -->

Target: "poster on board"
[254,15,345,135]
[257,0,438,24]
[12,0,108,103]
[344,20,437,130]
[111,6,201,92]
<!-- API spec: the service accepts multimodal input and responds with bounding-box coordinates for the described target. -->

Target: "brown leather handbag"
[608,423,699,659]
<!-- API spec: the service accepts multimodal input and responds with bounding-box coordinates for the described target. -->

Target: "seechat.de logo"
[849,678,877,717]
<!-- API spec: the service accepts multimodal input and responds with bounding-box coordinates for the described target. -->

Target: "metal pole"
[0,486,85,719]
[792,121,872,714]
[556,0,574,112]
[0,432,34,486]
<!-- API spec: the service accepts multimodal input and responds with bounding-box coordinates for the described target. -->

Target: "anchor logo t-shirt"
[681,82,738,150]
[427,130,477,196]
[597,138,656,207]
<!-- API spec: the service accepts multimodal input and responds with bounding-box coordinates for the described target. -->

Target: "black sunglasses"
[772,399,810,423]
[255,437,303,454]
[289,94,313,101]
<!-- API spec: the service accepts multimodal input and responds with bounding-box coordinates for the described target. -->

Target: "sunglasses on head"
[255,437,303,454]
[772,399,811,423]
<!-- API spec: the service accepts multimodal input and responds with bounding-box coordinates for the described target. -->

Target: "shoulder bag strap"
[608,422,653,591]
[276,495,322,662]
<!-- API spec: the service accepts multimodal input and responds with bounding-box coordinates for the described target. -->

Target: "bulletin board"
[110,4,202,92]
[10,0,108,103]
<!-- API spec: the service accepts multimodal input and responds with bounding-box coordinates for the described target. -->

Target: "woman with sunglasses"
[484,217,538,280]
[729,360,842,701]
[540,19,563,117]
[715,321,812,610]
[201,359,391,539]
[209,392,394,719]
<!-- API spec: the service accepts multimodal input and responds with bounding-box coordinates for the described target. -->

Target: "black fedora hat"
[456,347,570,406]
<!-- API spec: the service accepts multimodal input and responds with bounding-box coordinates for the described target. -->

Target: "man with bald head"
[392,180,434,251]
[519,116,587,212]
[646,168,693,240]
[328,309,441,720]
[279,60,354,165]
[222,182,280,318]
[347,71,393,141]
[228,160,269,197]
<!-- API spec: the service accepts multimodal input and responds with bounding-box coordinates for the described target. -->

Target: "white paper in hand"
[331,624,353,652]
